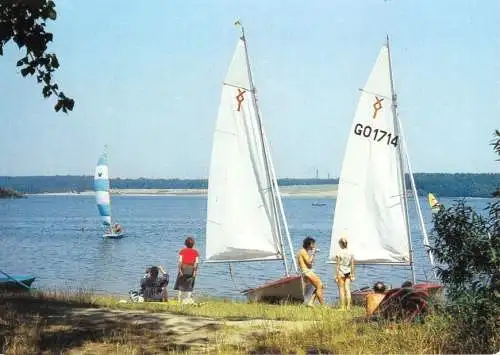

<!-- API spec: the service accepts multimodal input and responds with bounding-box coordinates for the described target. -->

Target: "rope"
[227,263,251,293]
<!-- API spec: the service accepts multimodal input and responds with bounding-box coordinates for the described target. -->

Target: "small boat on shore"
[0,274,36,292]
[328,36,442,305]
[205,22,303,304]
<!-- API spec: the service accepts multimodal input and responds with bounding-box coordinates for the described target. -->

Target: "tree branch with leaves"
[0,0,74,113]
[430,129,499,353]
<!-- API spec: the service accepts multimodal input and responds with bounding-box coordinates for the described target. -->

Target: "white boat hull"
[103,232,125,239]
[242,275,305,303]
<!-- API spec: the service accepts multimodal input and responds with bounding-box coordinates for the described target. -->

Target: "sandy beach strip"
[31,184,338,198]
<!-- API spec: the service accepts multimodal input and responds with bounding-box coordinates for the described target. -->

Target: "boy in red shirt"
[173,236,200,304]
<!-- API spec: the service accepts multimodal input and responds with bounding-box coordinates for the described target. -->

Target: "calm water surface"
[0,195,492,301]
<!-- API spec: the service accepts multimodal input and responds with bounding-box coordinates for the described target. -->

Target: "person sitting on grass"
[297,236,325,306]
[140,265,169,302]
[365,281,387,318]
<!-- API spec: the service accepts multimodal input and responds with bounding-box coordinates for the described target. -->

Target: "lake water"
[0,195,492,302]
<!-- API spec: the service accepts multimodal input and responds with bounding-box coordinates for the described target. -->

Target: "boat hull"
[103,232,125,239]
[351,282,443,307]
[0,275,36,292]
[242,275,304,303]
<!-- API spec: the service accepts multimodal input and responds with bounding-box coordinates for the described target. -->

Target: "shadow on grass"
[0,292,223,354]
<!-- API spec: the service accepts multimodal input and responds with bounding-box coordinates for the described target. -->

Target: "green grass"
[0,289,455,354]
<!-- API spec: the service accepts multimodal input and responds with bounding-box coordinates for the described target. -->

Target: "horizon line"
[0,172,498,180]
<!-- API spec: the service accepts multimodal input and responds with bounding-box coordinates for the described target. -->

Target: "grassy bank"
[0,289,451,354]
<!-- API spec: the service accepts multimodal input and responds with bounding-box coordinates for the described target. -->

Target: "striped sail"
[94,151,112,226]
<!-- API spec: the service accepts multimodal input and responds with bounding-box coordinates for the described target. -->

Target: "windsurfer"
[113,223,122,234]
[297,237,324,306]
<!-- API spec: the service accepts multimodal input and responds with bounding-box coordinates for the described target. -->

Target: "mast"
[105,145,112,227]
[237,21,289,275]
[386,34,416,284]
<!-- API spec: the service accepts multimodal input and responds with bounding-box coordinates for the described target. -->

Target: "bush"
[430,130,500,353]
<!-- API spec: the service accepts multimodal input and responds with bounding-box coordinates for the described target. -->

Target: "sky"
[0,0,498,178]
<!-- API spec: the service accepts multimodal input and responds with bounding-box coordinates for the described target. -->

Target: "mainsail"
[94,150,112,227]
[328,44,411,265]
[205,34,285,263]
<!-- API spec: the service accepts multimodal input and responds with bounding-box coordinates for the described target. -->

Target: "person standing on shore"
[173,236,200,304]
[335,237,355,310]
[297,237,325,306]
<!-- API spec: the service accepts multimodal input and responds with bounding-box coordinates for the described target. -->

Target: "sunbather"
[366,281,387,317]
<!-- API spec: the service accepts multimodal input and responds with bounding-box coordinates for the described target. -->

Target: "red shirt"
[179,248,199,265]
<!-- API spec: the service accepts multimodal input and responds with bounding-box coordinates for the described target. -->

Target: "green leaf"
[42,85,52,98]
[66,98,75,111]
[48,9,57,21]
[51,54,59,68]
[20,67,30,77]
[54,100,62,112]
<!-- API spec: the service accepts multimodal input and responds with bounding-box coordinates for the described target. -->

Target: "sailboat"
[428,193,443,214]
[94,147,125,239]
[0,269,36,292]
[328,36,441,305]
[205,22,303,303]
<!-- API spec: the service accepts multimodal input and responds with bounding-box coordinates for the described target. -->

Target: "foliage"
[0,0,73,113]
[430,131,500,353]
[493,130,500,197]
[413,172,499,198]
[493,130,500,160]
[0,174,498,196]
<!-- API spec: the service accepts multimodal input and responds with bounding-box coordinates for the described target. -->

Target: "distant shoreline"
[4,173,499,198]
[30,184,339,198]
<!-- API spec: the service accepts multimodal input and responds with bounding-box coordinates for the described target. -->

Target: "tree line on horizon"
[0,173,498,198]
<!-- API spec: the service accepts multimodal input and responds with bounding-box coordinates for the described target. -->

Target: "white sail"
[329,45,410,264]
[205,37,283,262]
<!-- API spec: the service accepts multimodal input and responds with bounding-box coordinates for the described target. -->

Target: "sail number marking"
[354,123,399,147]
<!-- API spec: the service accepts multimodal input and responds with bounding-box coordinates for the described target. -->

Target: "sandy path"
[67,308,311,353]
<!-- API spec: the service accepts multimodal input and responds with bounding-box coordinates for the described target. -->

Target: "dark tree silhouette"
[0,0,73,113]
